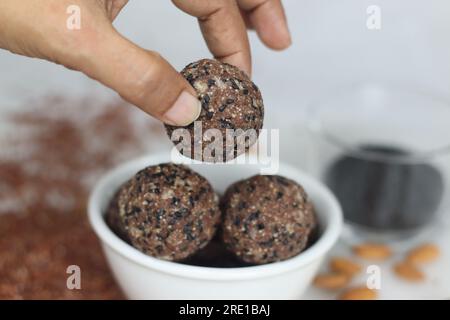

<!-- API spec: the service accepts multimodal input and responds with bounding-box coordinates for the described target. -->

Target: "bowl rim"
[88,153,343,281]
[306,82,450,164]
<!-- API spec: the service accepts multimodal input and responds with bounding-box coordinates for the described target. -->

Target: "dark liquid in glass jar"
[325,145,444,231]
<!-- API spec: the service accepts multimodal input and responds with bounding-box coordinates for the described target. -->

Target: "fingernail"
[286,30,292,46]
[276,18,292,48]
[163,91,201,126]
[281,24,292,47]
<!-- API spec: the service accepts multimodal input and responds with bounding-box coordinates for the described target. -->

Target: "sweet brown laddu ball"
[221,175,317,264]
[106,187,129,242]
[108,163,221,261]
[165,59,264,163]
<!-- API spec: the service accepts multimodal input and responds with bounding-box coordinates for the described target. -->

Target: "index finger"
[172,0,252,76]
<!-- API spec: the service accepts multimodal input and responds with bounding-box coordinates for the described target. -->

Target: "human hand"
[0,0,290,126]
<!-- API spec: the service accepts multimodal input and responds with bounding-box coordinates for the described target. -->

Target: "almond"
[406,243,440,265]
[393,262,425,282]
[339,286,378,300]
[313,273,351,290]
[329,257,362,276]
[353,243,392,261]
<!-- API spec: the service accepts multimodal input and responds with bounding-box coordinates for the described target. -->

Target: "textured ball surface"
[166,59,264,162]
[221,175,317,264]
[106,187,129,242]
[112,163,221,261]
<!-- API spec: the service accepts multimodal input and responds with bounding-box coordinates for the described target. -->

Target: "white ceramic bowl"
[88,153,342,300]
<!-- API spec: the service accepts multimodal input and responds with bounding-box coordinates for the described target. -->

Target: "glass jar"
[307,83,450,246]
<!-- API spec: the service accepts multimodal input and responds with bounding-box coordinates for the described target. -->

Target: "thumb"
[77,29,200,126]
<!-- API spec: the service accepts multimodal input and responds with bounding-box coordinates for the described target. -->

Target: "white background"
[0,0,449,299]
